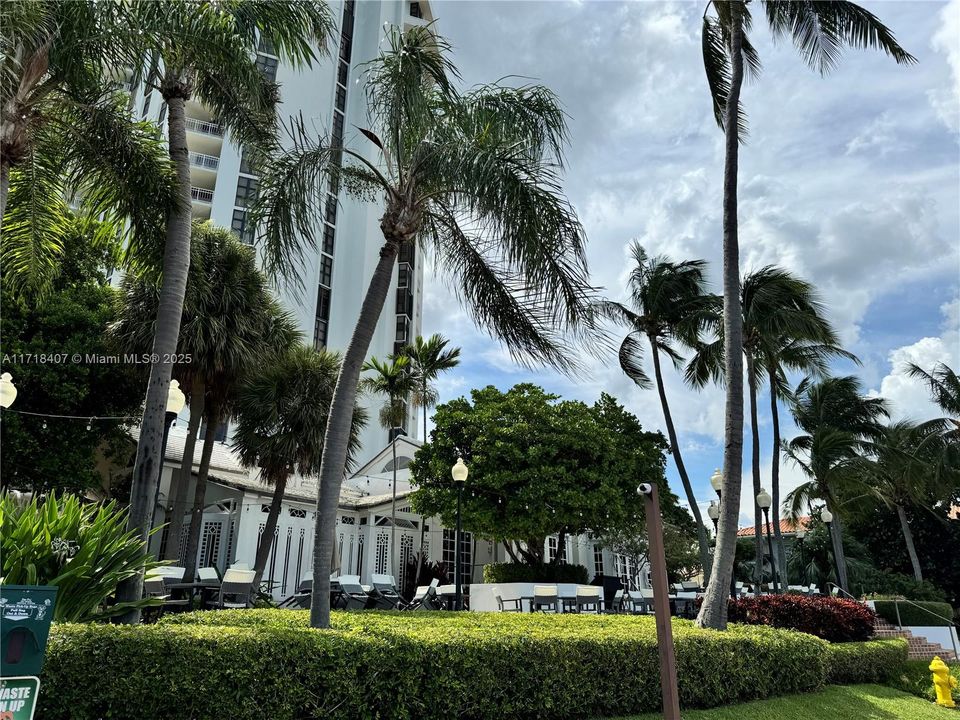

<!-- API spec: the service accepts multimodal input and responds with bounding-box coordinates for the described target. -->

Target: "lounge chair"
[336,575,372,610]
[532,585,559,613]
[404,578,440,610]
[492,587,522,612]
[212,569,256,609]
[370,574,403,609]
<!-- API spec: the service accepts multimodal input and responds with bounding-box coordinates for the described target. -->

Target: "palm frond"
[618,332,651,389]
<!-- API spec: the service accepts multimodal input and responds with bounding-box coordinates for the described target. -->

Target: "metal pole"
[639,483,681,720]
[454,483,463,611]
[152,411,176,537]
[825,521,843,594]
[763,508,779,593]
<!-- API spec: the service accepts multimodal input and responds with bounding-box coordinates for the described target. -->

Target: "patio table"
[165,581,221,606]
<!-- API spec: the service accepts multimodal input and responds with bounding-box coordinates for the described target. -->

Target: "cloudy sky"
[419,0,960,524]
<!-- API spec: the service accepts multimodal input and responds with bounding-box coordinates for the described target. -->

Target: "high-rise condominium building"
[128,0,432,456]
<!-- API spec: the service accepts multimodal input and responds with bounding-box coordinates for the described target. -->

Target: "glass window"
[235,177,259,208]
[255,54,278,82]
[231,209,254,244]
[332,111,345,147]
[324,194,338,224]
[337,60,349,87]
[319,254,333,288]
[410,2,423,19]
[258,35,276,56]
[593,545,604,577]
[335,85,347,113]
[323,224,336,255]
[239,148,258,176]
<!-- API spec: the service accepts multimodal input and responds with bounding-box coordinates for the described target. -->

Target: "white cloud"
[871,295,960,421]
[929,0,960,132]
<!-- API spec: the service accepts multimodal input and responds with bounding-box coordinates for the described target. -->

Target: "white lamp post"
[707,500,719,532]
[0,373,17,409]
[819,507,846,593]
[153,380,187,520]
[756,488,779,593]
[451,457,469,610]
[710,468,723,500]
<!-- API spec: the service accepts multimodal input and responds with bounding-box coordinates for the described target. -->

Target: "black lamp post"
[451,457,468,611]
[821,508,845,594]
[710,468,723,503]
[796,527,807,586]
[707,500,719,533]
[152,379,186,527]
[756,488,779,593]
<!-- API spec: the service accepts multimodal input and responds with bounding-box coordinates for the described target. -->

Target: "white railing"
[189,152,220,170]
[184,117,224,137]
[190,186,214,203]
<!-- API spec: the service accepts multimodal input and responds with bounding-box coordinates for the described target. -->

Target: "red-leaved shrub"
[726,595,875,642]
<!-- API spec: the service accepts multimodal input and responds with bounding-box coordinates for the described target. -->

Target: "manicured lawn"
[605,684,956,719]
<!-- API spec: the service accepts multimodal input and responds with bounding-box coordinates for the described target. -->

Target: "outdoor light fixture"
[451,457,468,610]
[167,379,186,414]
[707,500,719,531]
[709,468,723,498]
[756,488,779,592]
[796,528,807,541]
[821,508,833,524]
[0,372,17,409]
[153,380,187,520]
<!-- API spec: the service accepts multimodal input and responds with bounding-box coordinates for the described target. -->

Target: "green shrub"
[873,600,955,627]
[852,568,947,602]
[0,491,160,621]
[825,639,908,684]
[725,595,875,642]
[887,658,960,704]
[41,611,828,719]
[482,562,589,584]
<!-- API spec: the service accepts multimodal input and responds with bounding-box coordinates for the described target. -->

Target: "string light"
[1,408,140,422]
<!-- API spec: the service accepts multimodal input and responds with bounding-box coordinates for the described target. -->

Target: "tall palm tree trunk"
[183,407,219,581]
[163,377,205,560]
[896,504,923,583]
[768,367,788,581]
[698,7,745,630]
[0,159,9,224]
[252,471,289,592]
[746,356,764,593]
[650,342,712,583]
[311,239,401,628]
[115,93,193,622]
[422,378,429,443]
[389,435,398,577]
[412,382,429,588]
[824,490,850,593]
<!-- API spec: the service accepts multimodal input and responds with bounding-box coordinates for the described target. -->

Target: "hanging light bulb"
[86,418,93,431]
[42,420,48,430]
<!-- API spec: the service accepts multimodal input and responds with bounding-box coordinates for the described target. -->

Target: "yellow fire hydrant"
[930,656,957,708]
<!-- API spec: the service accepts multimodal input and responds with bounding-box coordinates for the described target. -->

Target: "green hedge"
[873,601,955,627]
[887,658,960,704]
[41,611,829,719]
[825,639,908,684]
[482,561,589,584]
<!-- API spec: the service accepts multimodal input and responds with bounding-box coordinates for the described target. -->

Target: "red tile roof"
[737,516,811,538]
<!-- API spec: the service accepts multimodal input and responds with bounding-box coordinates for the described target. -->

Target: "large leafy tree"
[253,26,595,627]
[359,354,416,575]
[116,0,334,619]
[697,0,914,629]
[783,375,888,593]
[410,386,670,566]
[233,345,367,593]
[0,219,144,495]
[687,266,855,587]
[597,242,715,582]
[112,223,300,580]
[400,334,461,443]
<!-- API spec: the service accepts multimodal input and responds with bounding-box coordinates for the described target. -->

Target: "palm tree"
[597,243,715,582]
[697,1,913,629]
[861,419,956,582]
[112,223,300,583]
[359,354,417,576]
[687,267,856,590]
[116,0,334,618]
[906,363,960,424]
[253,26,594,628]
[400,334,461,443]
[782,375,888,593]
[1,1,175,295]
[233,345,367,593]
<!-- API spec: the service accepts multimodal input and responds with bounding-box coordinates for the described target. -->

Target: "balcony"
[190,186,214,203]
[185,117,224,137]
[189,152,220,171]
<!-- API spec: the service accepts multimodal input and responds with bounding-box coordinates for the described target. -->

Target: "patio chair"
[337,575,372,610]
[574,586,602,614]
[370,574,403,609]
[681,581,701,592]
[626,590,650,615]
[212,569,256,609]
[198,567,220,582]
[143,576,190,617]
[230,562,251,571]
[670,583,685,593]
[492,587,522,612]
[404,578,440,611]
[155,566,187,582]
[532,585,559,613]
[675,591,697,619]
[606,589,626,614]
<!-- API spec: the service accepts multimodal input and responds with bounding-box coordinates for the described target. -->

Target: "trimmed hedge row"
[482,561,590,584]
[42,611,829,720]
[825,639,908,684]
[873,600,955,627]
[887,658,960,704]
[726,595,875,642]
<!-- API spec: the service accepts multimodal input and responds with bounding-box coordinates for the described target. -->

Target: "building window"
[375,531,389,575]
[199,419,228,442]
[239,148,258,176]
[395,315,410,344]
[255,54,278,82]
[258,35,276,56]
[323,224,336,255]
[332,111,345,146]
[319,254,333,288]
[231,209,254,244]
[324,194,338,224]
[235,176,259,208]
[410,2,424,19]
[337,60,349,87]
[314,286,331,349]
[593,545,604,577]
[442,528,472,583]
[335,85,347,113]
[288,508,307,518]
[547,537,567,564]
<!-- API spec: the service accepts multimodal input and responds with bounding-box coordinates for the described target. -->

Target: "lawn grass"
[888,659,960,704]
[604,684,956,719]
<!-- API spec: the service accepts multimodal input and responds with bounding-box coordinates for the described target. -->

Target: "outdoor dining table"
[165,581,221,606]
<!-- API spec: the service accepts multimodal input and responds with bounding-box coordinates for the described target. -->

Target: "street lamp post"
[451,457,468,611]
[710,468,723,503]
[820,508,845,594]
[756,488,779,593]
[152,380,186,526]
[796,528,806,586]
[707,500,719,533]
[0,373,17,409]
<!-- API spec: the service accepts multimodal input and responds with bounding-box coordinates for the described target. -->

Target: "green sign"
[0,676,39,720]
